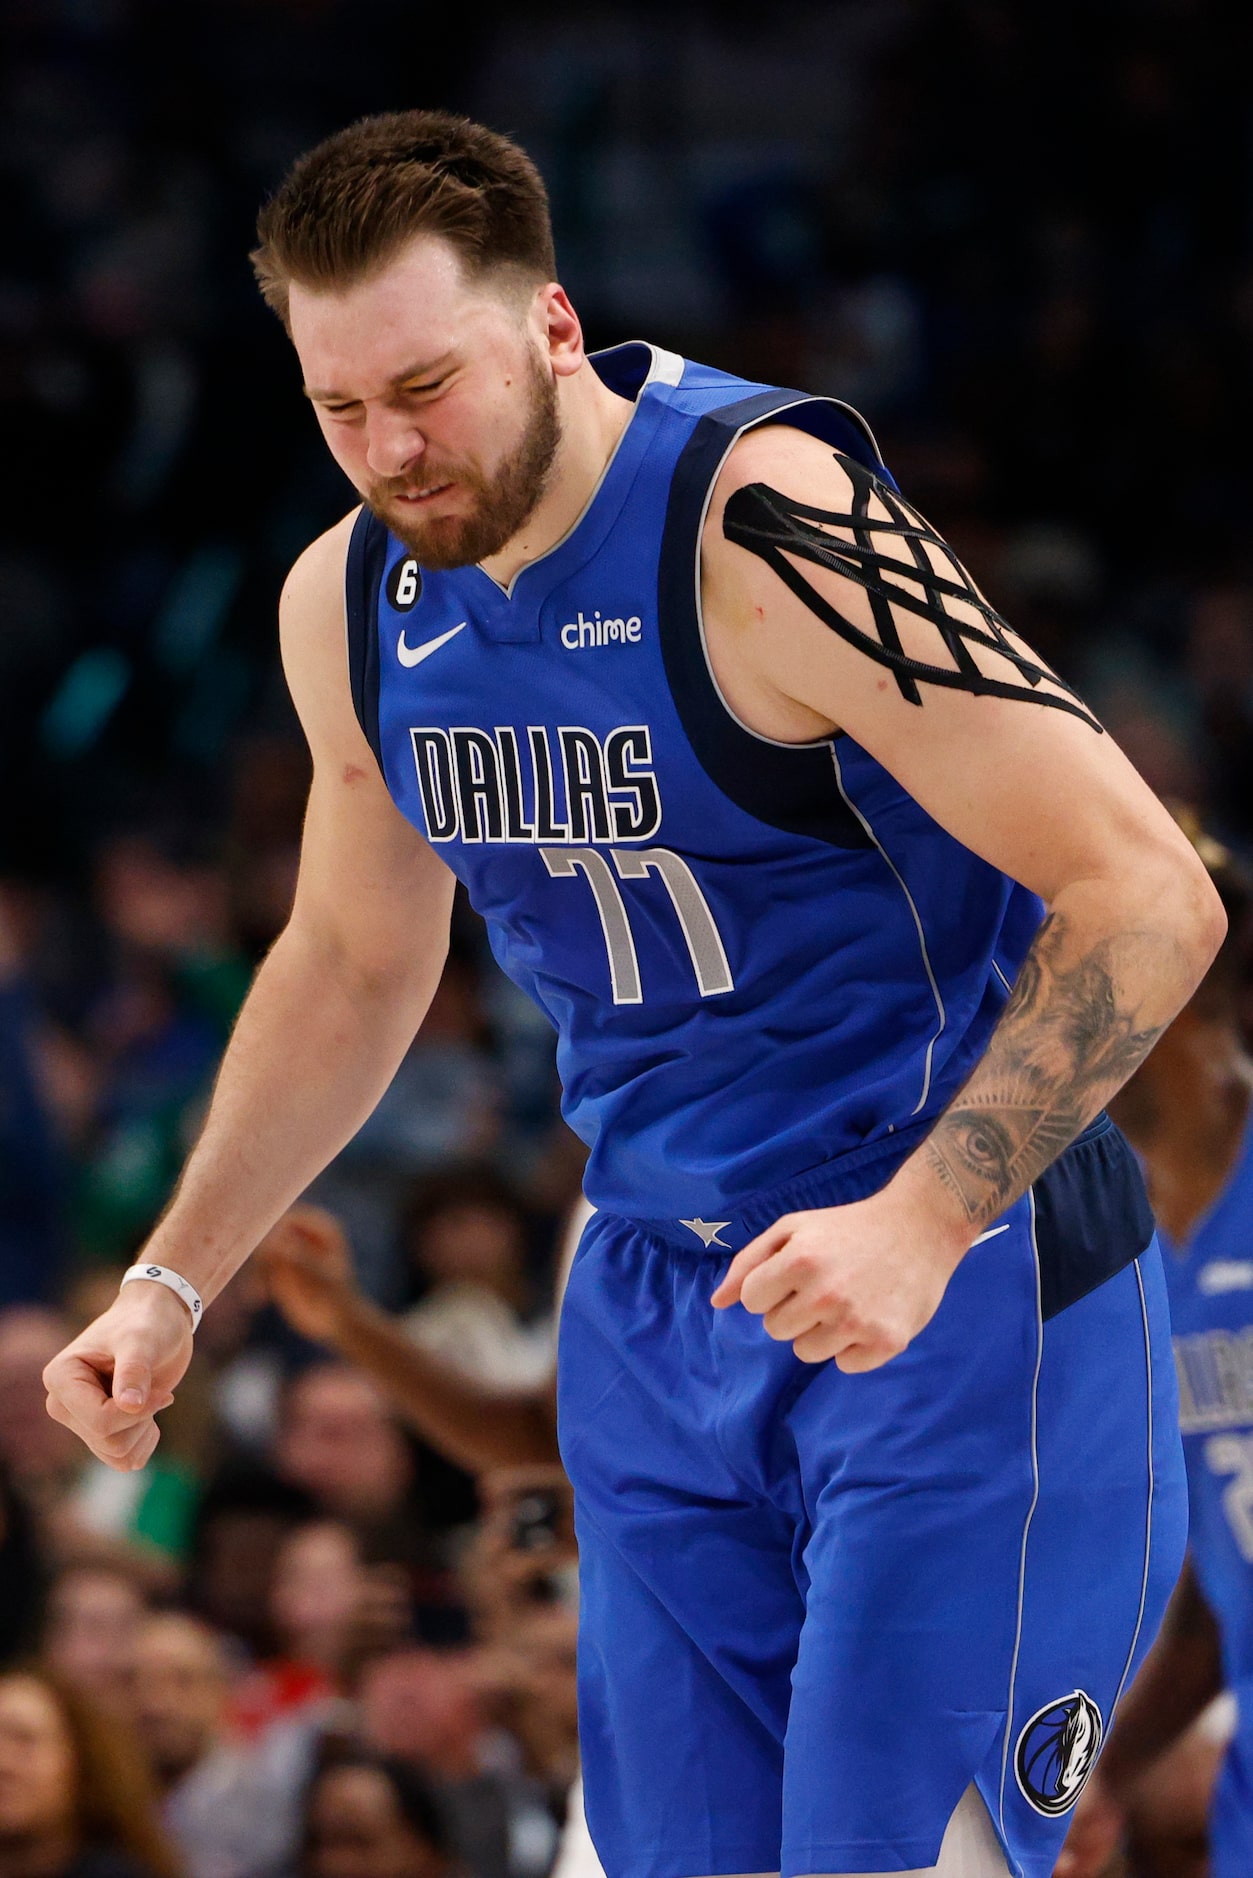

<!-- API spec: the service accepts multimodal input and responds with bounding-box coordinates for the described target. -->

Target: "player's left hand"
[710,1191,968,1371]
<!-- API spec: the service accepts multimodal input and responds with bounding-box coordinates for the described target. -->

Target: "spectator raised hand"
[258,1205,359,1349]
[259,1206,559,1474]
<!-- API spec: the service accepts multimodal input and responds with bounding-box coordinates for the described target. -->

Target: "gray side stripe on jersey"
[829,743,946,1117]
[998,1187,1045,1849]
[992,959,1014,997]
[1109,1259,1155,1719]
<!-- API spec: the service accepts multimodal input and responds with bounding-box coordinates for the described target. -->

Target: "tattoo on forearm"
[924,913,1172,1227]
[722,458,1102,731]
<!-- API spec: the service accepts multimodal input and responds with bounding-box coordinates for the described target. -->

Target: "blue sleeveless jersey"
[345,343,1046,1225]
[1161,1111,1253,1684]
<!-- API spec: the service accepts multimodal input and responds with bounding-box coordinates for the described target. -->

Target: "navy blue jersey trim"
[1033,1114,1155,1320]
[605,1111,1153,1316]
[345,506,388,775]
[657,390,897,852]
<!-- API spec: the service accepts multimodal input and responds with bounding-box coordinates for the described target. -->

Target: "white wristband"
[120,1264,203,1331]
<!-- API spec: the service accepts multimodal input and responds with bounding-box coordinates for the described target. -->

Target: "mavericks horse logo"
[1014,1690,1103,1816]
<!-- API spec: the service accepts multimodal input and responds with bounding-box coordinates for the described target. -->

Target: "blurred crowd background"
[2,1,1252,1875]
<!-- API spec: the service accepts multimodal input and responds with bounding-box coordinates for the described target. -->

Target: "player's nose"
[363,408,427,479]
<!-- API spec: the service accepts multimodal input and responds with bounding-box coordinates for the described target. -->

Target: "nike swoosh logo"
[970,1223,1011,1247]
[397,622,467,667]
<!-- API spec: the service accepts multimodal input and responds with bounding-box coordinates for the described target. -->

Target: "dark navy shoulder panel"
[657,388,899,852]
[1033,1114,1156,1320]
[345,506,389,774]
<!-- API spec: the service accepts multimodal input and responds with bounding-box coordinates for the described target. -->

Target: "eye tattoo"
[722,457,1102,732]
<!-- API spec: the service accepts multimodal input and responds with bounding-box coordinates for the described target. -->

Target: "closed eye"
[310,375,449,416]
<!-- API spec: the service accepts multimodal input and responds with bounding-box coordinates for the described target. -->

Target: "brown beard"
[366,351,561,570]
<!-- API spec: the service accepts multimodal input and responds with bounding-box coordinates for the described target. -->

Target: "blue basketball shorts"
[557,1171,1186,1878]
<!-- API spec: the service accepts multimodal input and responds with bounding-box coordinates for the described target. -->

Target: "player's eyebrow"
[302,353,455,403]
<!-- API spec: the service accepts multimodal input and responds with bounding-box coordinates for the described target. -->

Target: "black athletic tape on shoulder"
[722,456,1102,732]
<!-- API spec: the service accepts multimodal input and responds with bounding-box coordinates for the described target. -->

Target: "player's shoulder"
[713,421,859,508]
[280,505,361,619]
[701,424,861,595]
[276,508,364,738]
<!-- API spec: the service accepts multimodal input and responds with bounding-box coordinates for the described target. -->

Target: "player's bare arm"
[42,514,456,1470]
[707,425,1225,1369]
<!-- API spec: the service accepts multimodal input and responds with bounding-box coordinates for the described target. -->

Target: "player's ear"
[542,284,584,375]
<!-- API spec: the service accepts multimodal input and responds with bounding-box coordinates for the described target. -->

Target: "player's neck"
[478,367,636,589]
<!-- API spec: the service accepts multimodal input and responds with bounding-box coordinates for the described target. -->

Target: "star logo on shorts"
[679,1218,733,1249]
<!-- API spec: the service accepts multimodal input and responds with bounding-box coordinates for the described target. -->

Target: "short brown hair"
[252,109,556,326]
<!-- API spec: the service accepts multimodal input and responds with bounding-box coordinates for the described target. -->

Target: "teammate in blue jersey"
[1058,824,1253,1878]
[42,112,1225,1878]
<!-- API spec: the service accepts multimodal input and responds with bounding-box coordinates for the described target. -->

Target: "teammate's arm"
[705,428,1225,1368]
[1055,1558,1224,1876]
[43,513,456,1469]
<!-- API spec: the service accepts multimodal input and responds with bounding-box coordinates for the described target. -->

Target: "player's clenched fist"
[42,1281,192,1471]
[710,1190,968,1370]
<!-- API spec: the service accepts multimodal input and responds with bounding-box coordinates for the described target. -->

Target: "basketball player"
[1057,826,1253,1878]
[42,112,1224,1878]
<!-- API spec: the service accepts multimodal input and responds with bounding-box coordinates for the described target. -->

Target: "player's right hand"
[1052,1771,1125,1876]
[42,1280,191,1471]
[257,1203,359,1347]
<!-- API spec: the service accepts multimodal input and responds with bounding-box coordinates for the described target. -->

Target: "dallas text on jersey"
[409,722,662,845]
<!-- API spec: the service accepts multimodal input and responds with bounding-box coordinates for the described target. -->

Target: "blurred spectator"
[67,1459,199,1572]
[269,1522,370,1691]
[349,955,502,1177]
[487,1606,580,1808]
[461,1476,578,1653]
[222,736,309,962]
[0,1308,81,1509]
[42,1565,146,1716]
[73,826,248,1263]
[301,1753,455,1878]
[184,1463,315,1659]
[460,1475,579,1804]
[0,1667,178,1878]
[0,890,66,1307]
[401,1169,554,1391]
[275,1367,417,1533]
[229,1519,407,1741]
[132,1611,310,1878]
[1187,583,1253,839]
[272,1362,473,1618]
[0,1458,44,1669]
[258,1213,584,1876]
[359,1652,558,1878]
[308,951,503,1304]
[189,1262,285,1459]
